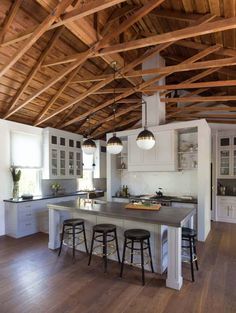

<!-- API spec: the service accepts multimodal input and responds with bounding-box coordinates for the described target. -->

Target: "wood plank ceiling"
[1,0,236,139]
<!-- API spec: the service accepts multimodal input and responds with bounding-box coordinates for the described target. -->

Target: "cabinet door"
[218,201,231,219]
[51,148,58,177]
[233,149,236,176]
[75,151,82,177]
[68,150,75,176]
[59,150,66,177]
[219,149,230,176]
[128,135,143,166]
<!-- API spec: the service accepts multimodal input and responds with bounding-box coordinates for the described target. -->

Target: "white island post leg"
[166,226,183,290]
[48,208,61,250]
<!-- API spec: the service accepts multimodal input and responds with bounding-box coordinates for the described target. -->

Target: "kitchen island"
[48,200,195,290]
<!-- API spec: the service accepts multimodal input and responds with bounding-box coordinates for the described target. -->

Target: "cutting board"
[125,203,161,211]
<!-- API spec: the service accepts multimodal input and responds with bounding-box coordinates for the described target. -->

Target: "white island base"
[48,201,195,290]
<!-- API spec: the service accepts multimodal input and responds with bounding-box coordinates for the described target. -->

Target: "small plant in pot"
[10,166,21,200]
[51,182,61,195]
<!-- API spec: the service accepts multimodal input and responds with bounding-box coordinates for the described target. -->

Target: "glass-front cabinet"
[43,127,83,179]
[218,133,236,178]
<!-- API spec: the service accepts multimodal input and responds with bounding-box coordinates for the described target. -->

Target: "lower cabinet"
[216,196,236,223]
[5,195,82,238]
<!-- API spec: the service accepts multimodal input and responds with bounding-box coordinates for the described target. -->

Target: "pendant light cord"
[113,63,117,135]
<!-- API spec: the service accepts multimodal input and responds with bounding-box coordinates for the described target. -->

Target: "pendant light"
[107,62,123,154]
[136,101,155,150]
[82,116,97,154]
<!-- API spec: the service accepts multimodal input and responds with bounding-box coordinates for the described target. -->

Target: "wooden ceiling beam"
[90,104,141,135]
[0,0,127,48]
[161,95,236,103]
[39,44,171,127]
[99,17,236,55]
[61,16,219,128]
[3,26,64,119]
[151,8,201,23]
[92,115,141,139]
[0,0,23,44]
[95,0,165,50]
[68,53,235,83]
[0,0,73,79]
[7,0,164,122]
[167,106,236,113]
[144,79,236,92]
[34,65,82,126]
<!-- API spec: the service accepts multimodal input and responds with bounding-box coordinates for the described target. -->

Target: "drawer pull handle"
[25,223,31,226]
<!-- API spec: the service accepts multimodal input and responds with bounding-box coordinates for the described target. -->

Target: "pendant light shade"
[106,62,123,154]
[107,133,123,154]
[82,138,97,155]
[82,116,97,155]
[136,101,155,150]
[136,127,155,150]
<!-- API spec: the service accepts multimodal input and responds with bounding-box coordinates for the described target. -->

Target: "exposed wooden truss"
[1,1,236,135]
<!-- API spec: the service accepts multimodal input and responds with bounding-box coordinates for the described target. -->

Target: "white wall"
[0,119,42,236]
[120,170,197,197]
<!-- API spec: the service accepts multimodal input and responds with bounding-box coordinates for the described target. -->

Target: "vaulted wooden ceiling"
[1,0,236,139]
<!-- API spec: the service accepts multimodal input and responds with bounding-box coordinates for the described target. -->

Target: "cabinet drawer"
[18,220,36,236]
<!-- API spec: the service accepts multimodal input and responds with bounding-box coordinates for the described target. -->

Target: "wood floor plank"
[0,223,235,313]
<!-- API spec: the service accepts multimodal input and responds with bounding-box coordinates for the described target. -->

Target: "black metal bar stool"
[88,223,120,272]
[182,227,199,282]
[120,229,154,285]
[58,218,88,258]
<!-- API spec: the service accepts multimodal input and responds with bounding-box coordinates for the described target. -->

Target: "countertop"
[47,200,196,228]
[112,195,198,204]
[4,190,104,203]
[217,194,236,197]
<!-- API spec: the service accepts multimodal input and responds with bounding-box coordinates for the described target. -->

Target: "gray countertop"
[3,190,104,203]
[48,200,195,227]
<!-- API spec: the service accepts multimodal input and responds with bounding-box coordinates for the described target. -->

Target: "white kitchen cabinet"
[43,127,83,179]
[128,130,177,171]
[93,140,107,178]
[216,196,236,223]
[218,132,236,178]
[4,195,81,238]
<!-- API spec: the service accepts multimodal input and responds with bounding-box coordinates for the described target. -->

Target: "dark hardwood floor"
[0,222,235,313]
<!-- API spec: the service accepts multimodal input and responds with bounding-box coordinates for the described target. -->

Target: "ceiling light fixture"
[107,62,123,154]
[82,116,97,155]
[136,101,155,150]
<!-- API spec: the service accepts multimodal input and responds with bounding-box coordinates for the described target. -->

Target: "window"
[78,152,94,190]
[11,131,42,196]
[11,131,42,168]
[18,169,41,196]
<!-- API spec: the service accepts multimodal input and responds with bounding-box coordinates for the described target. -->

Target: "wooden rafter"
[34,65,82,126]
[90,104,141,135]
[3,26,64,119]
[6,0,164,121]
[92,115,141,139]
[0,0,128,48]
[60,16,219,128]
[98,17,236,55]
[0,0,23,44]
[161,95,236,103]
[0,0,73,79]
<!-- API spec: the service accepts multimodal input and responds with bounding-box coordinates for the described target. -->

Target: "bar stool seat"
[93,223,116,233]
[120,228,154,285]
[58,218,88,258]
[124,229,150,240]
[88,223,120,272]
[182,227,199,282]
[63,218,85,226]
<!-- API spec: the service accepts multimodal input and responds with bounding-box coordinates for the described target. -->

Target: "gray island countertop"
[48,200,195,227]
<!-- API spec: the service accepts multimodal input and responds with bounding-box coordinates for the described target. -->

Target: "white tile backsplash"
[41,179,78,196]
[121,170,197,197]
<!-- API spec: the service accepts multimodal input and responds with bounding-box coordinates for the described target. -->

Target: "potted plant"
[51,182,61,195]
[10,167,21,200]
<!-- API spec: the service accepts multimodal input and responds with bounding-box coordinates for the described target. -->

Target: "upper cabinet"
[43,127,83,179]
[128,130,177,172]
[218,132,236,178]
